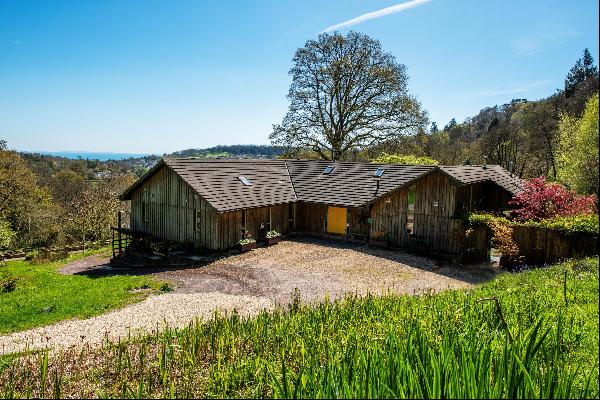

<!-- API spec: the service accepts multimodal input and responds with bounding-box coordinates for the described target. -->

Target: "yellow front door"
[327,207,347,234]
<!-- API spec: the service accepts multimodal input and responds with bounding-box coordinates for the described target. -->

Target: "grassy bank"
[1,257,598,398]
[0,248,168,334]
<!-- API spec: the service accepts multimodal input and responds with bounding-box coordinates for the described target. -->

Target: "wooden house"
[120,158,522,258]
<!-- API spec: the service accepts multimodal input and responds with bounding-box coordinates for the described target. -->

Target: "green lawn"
[1,257,597,398]
[0,248,168,334]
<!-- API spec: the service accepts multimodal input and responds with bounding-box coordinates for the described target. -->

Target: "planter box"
[238,242,257,252]
[369,239,389,249]
[266,236,281,245]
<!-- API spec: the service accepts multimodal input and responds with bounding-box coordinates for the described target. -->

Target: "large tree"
[270,31,426,160]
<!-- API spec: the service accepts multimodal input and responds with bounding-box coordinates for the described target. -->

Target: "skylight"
[322,166,334,174]
[238,176,252,186]
[374,168,386,178]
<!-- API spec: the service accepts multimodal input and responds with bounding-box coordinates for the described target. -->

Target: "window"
[407,185,416,234]
[374,168,386,177]
[238,176,252,186]
[322,166,334,174]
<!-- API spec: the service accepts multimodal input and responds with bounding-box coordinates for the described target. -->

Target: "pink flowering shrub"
[509,177,597,221]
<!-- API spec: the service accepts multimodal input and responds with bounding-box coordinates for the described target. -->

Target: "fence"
[511,225,598,265]
[467,224,598,266]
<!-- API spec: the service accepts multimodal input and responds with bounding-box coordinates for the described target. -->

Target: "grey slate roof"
[121,158,522,212]
[165,158,297,212]
[439,165,523,195]
[286,160,435,207]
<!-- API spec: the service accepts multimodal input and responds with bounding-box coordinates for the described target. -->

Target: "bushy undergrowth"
[0,258,598,399]
[468,213,599,235]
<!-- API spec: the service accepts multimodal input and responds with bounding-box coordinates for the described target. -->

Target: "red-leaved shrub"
[509,177,598,221]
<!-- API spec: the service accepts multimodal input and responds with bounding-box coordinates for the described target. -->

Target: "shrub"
[522,214,599,236]
[266,230,281,238]
[0,276,17,293]
[469,213,599,238]
[26,249,69,264]
[509,177,597,221]
[467,214,519,256]
[239,237,256,245]
[159,282,174,292]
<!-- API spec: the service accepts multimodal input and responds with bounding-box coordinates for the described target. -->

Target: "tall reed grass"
[1,258,598,398]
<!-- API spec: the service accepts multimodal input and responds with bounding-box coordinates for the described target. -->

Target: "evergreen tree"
[563,49,599,115]
[443,118,457,131]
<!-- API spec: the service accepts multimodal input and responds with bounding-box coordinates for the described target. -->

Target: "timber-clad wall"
[130,165,218,248]
[215,203,292,250]
[129,165,513,257]
[371,171,467,255]
[296,202,327,233]
[130,165,292,250]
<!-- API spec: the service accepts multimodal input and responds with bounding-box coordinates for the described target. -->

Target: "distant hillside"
[170,145,286,159]
[17,145,287,180]
[24,151,151,161]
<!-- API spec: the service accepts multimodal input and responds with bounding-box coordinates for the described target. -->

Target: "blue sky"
[1,0,598,154]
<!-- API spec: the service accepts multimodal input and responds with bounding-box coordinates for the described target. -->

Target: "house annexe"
[120,158,522,256]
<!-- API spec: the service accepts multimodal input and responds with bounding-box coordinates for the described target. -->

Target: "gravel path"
[1,237,497,355]
[0,293,271,355]
[159,238,495,304]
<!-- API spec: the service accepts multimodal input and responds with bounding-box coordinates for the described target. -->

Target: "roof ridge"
[284,160,299,202]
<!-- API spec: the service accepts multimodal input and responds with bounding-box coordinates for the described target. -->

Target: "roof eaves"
[119,158,166,200]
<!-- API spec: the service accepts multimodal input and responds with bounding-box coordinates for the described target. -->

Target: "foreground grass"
[1,258,598,398]
[0,248,167,334]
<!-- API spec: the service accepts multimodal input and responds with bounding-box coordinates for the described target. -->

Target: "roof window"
[322,166,334,174]
[238,176,252,186]
[374,168,386,178]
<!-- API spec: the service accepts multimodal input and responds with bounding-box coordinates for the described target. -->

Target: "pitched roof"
[439,165,523,195]
[121,158,297,212]
[121,158,522,212]
[286,160,435,207]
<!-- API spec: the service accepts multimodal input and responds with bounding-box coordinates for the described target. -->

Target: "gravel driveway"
[159,237,495,304]
[0,237,497,354]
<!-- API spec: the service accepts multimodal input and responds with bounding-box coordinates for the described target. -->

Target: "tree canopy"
[270,31,426,161]
[556,92,599,196]
[371,153,438,165]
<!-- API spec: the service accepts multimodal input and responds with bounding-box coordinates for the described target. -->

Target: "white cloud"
[512,28,581,56]
[460,80,555,100]
[321,0,431,33]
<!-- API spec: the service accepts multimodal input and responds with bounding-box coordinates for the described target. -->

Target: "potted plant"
[265,230,282,245]
[369,230,389,249]
[238,236,257,252]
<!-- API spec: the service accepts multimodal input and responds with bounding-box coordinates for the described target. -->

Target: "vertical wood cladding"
[214,203,291,250]
[130,165,218,248]
[130,165,291,251]
[371,171,467,255]
[296,202,327,233]
[128,166,511,257]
